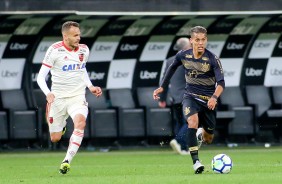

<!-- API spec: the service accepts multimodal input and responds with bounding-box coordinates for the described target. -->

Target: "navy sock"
[187,128,199,164]
[175,123,188,150]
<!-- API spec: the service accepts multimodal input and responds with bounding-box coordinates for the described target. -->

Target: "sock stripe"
[73,131,84,137]
[72,142,81,147]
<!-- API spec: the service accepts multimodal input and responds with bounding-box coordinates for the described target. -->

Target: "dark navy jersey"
[160,48,225,102]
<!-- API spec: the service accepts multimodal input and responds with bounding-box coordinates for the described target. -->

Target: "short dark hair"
[190,26,207,37]
[61,21,79,33]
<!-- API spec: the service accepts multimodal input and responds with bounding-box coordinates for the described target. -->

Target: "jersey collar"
[62,41,79,52]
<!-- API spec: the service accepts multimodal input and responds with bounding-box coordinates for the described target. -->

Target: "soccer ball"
[211,154,233,174]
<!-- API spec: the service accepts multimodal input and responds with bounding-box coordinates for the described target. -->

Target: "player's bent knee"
[74,121,86,130]
[50,134,62,143]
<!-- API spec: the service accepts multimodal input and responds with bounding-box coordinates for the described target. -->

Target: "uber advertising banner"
[44,14,79,36]
[176,16,217,36]
[13,17,52,35]
[166,36,185,58]
[264,34,282,86]
[106,59,136,89]
[230,16,271,35]
[2,35,35,58]
[271,34,282,57]
[241,59,267,85]
[0,35,11,59]
[89,36,121,62]
[249,33,280,59]
[221,58,244,87]
[113,36,148,59]
[220,35,252,58]
[99,16,138,36]
[133,61,163,87]
[206,34,229,57]
[140,36,173,61]
[79,18,109,38]
[0,58,26,90]
[208,15,249,34]
[0,15,30,34]
[124,17,163,36]
[31,64,51,89]
[260,15,282,33]
[31,37,58,89]
[151,16,187,35]
[86,62,110,88]
[33,37,59,64]
[265,58,282,86]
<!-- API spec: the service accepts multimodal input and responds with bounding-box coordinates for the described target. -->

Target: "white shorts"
[46,95,88,133]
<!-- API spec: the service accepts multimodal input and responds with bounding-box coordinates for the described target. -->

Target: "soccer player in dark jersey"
[153,26,225,174]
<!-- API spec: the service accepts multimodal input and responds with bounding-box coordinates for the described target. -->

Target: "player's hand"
[46,92,55,103]
[158,101,166,108]
[153,87,163,100]
[89,86,102,97]
[207,97,217,110]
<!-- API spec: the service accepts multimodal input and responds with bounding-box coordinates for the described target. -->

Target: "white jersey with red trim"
[42,41,89,98]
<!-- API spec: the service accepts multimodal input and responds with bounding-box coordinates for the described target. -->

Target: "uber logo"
[114,36,147,59]
[207,43,219,49]
[148,44,165,50]
[1,70,18,77]
[271,69,282,76]
[245,68,263,76]
[120,44,138,51]
[95,45,112,51]
[254,42,270,48]
[10,43,28,50]
[227,43,244,50]
[89,71,105,80]
[113,71,129,78]
[140,70,158,79]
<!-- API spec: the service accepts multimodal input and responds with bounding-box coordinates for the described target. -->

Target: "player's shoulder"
[205,48,219,60]
[51,41,64,49]
[176,48,192,57]
[79,44,89,50]
[79,44,89,52]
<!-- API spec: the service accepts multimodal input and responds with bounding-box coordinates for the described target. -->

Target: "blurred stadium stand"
[1,0,282,12]
[1,5,282,149]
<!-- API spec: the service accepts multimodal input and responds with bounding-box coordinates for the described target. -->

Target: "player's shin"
[63,129,84,163]
[187,128,199,164]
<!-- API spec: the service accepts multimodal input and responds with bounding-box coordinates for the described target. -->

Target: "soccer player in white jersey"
[37,21,102,174]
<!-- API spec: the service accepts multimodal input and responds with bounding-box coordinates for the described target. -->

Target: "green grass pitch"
[0,146,282,184]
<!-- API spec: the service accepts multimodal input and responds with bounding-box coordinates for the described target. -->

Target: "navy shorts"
[182,97,216,134]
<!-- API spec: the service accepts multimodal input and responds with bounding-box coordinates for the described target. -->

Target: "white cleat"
[196,128,203,149]
[180,150,190,155]
[170,139,189,155]
[193,160,204,174]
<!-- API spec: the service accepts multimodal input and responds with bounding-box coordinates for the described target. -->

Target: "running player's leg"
[47,99,68,143]
[183,98,204,174]
[200,109,216,144]
[62,96,88,164]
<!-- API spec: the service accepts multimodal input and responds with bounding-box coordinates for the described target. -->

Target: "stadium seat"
[1,90,42,142]
[245,85,282,142]
[219,86,254,141]
[109,88,146,138]
[136,87,173,137]
[0,111,8,141]
[86,89,118,138]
